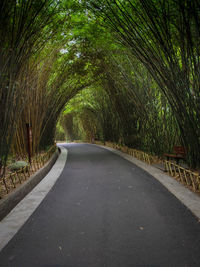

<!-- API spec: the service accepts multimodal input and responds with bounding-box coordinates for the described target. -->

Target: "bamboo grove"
[87,0,200,167]
[0,0,200,174]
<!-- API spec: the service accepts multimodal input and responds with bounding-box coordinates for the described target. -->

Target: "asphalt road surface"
[0,143,200,267]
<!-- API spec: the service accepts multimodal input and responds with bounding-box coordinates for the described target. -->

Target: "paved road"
[0,143,200,267]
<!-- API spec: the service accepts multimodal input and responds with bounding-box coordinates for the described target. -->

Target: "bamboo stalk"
[189,172,196,192]
[2,176,9,194]
[9,173,16,188]
[16,171,22,184]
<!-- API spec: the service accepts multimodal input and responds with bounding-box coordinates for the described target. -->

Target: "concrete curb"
[98,145,200,220]
[0,146,68,251]
[0,149,59,221]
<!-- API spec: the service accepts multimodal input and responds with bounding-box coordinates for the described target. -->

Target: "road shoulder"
[99,145,200,220]
[0,146,68,251]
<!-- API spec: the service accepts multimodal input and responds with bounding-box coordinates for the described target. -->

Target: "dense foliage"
[0,0,200,173]
[86,0,200,167]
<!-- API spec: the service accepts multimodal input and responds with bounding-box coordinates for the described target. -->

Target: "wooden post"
[26,123,32,165]
[0,158,2,178]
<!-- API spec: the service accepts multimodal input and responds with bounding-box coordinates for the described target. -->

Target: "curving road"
[0,143,200,267]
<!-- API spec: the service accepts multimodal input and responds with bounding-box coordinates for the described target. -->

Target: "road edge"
[98,145,200,221]
[0,146,68,251]
[0,149,59,221]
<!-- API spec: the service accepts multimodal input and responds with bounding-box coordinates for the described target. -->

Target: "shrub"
[8,161,28,172]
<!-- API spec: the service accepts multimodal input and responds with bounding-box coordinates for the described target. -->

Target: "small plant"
[8,161,28,172]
